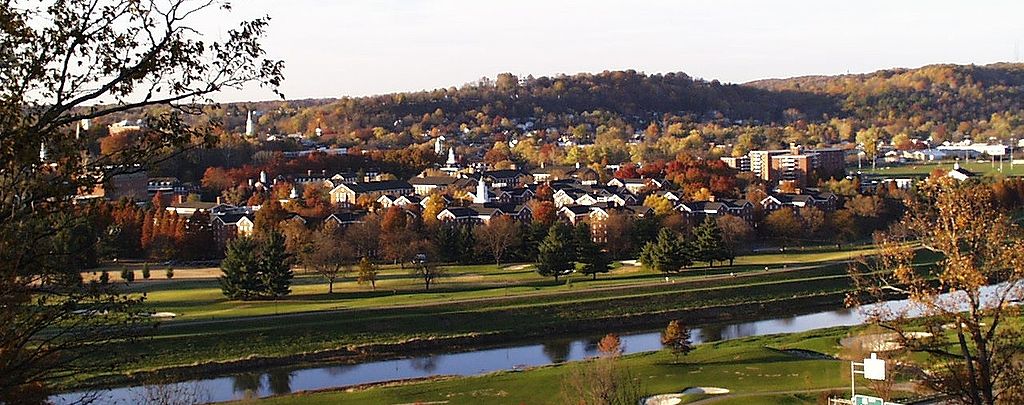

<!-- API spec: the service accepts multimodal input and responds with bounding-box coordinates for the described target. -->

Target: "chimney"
[177,194,185,204]
[216,196,222,205]
[789,143,801,155]
[708,194,715,202]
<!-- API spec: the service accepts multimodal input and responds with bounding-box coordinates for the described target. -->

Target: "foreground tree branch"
[0,1,283,402]
[848,177,1024,405]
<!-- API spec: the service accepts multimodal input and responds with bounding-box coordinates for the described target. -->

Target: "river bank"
[61,290,860,402]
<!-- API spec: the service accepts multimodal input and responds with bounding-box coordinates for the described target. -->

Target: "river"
[54,299,892,404]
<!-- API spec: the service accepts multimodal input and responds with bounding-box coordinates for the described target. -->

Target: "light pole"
[1011,137,1017,170]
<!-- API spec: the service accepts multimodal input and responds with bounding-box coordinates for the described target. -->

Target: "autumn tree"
[411,261,446,290]
[357,258,379,290]
[346,214,381,259]
[661,320,693,359]
[642,195,675,216]
[473,215,522,266]
[763,209,802,244]
[602,213,635,259]
[597,333,623,357]
[380,206,419,266]
[254,200,289,235]
[0,0,281,397]
[300,229,352,294]
[716,215,752,266]
[849,178,1024,405]
[798,206,826,238]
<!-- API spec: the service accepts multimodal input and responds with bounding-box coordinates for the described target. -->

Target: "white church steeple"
[245,110,255,137]
[474,178,490,204]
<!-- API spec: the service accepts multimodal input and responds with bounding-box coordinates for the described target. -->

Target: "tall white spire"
[245,110,255,137]
[446,147,457,166]
[474,178,490,204]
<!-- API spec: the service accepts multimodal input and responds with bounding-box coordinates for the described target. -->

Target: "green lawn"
[130,245,878,322]
[71,245,927,390]
[249,327,907,405]
[858,160,1024,177]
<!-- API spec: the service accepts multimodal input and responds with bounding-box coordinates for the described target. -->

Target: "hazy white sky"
[202,0,1024,102]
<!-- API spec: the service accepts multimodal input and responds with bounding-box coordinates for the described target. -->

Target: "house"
[552,184,637,208]
[480,169,526,188]
[409,176,460,195]
[906,149,947,162]
[437,205,503,225]
[147,177,183,196]
[607,177,664,194]
[494,187,534,204]
[947,162,976,182]
[419,194,452,209]
[759,191,839,213]
[212,213,255,247]
[676,199,754,223]
[530,164,601,185]
[77,170,149,201]
[558,205,593,226]
[329,180,414,204]
[324,210,367,228]
[166,200,233,218]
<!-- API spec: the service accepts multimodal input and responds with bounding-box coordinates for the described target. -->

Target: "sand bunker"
[642,388,730,405]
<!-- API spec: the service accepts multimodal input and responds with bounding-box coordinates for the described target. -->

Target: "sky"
[199,0,1024,102]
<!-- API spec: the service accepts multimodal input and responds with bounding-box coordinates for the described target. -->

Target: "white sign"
[853,395,884,405]
[863,353,886,381]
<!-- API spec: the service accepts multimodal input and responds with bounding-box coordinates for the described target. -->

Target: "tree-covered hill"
[746,63,1024,125]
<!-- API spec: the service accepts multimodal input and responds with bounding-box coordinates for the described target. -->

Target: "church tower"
[474,178,490,204]
[245,110,255,137]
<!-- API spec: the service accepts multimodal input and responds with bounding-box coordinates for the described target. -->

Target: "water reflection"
[267,370,293,396]
[541,340,572,363]
[230,373,261,394]
[409,356,439,372]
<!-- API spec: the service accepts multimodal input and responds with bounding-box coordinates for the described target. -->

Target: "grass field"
[248,327,911,405]
[858,160,1024,177]
[72,245,937,390]
[123,245,878,322]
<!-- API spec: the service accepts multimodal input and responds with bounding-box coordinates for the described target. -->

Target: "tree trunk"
[328,279,333,294]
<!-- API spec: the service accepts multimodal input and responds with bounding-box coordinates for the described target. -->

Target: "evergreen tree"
[639,229,691,273]
[571,222,591,260]
[99,270,110,284]
[120,267,134,283]
[575,223,611,279]
[692,216,726,266]
[259,231,293,298]
[457,225,477,264]
[220,236,263,300]
[141,263,151,279]
[165,267,174,279]
[536,224,575,282]
[434,224,462,263]
[221,232,293,300]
